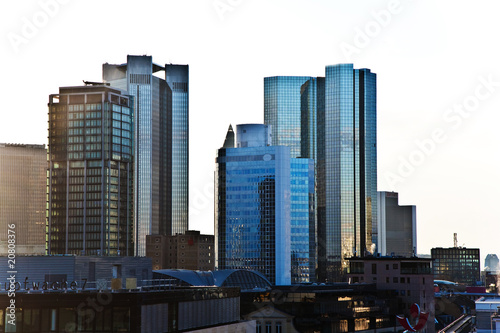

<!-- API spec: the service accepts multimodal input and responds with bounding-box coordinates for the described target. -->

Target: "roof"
[154,269,272,290]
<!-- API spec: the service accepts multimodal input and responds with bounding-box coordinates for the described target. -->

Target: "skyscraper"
[264,76,313,158]
[0,143,46,255]
[47,84,134,255]
[323,64,377,281]
[215,124,315,285]
[264,64,377,282]
[103,55,189,256]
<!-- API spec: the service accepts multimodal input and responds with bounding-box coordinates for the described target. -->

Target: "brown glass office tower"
[47,84,134,255]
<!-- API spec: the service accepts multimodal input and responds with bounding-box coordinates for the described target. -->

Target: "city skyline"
[1,1,499,263]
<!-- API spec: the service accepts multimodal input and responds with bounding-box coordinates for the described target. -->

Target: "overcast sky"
[1,0,499,264]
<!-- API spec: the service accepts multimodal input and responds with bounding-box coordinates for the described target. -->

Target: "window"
[256,322,262,333]
[400,277,405,283]
[393,277,398,283]
[372,263,377,274]
[112,265,122,279]
[393,264,398,269]
[265,322,272,333]
[276,322,282,333]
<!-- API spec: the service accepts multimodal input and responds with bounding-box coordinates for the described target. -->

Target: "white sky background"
[1,0,499,264]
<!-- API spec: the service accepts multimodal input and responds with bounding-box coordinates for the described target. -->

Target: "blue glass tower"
[324,64,377,281]
[215,124,315,285]
[264,76,313,158]
[103,56,189,256]
[290,158,316,283]
[264,64,377,282]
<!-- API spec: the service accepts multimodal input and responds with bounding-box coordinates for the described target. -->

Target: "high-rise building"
[47,84,134,255]
[485,254,499,271]
[264,76,313,158]
[431,247,480,285]
[323,64,377,281]
[103,55,189,256]
[0,143,46,255]
[215,124,315,285]
[377,191,416,257]
[264,64,377,282]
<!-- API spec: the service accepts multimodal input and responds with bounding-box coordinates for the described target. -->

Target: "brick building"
[147,230,214,271]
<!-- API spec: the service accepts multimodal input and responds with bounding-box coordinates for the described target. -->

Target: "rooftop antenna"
[454,233,458,248]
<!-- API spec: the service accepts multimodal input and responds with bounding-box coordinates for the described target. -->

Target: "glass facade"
[264,64,377,282]
[290,158,316,283]
[264,76,313,158]
[165,65,189,236]
[47,85,134,255]
[103,56,189,256]
[431,247,480,285]
[216,124,315,285]
[324,64,377,281]
[215,144,291,285]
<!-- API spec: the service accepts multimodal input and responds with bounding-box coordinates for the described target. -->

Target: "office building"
[347,256,435,333]
[432,247,480,285]
[485,254,500,271]
[215,124,315,285]
[47,84,134,256]
[264,76,313,158]
[0,143,46,255]
[146,230,214,271]
[264,64,378,282]
[377,191,416,257]
[103,55,189,256]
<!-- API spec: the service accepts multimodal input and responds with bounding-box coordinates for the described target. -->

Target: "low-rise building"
[0,255,152,289]
[475,297,500,333]
[0,286,247,332]
[347,256,435,333]
[432,247,480,286]
[146,230,214,271]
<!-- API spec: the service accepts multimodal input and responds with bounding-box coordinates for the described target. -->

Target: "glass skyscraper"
[324,64,377,281]
[264,76,313,158]
[47,84,134,255]
[103,55,189,256]
[264,64,377,282]
[290,158,316,283]
[215,124,315,285]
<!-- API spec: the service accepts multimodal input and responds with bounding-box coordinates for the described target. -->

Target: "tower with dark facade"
[47,84,134,255]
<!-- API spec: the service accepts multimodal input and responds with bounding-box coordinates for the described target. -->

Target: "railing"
[438,314,473,333]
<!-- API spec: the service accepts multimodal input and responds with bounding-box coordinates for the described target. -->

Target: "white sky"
[1,0,499,264]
